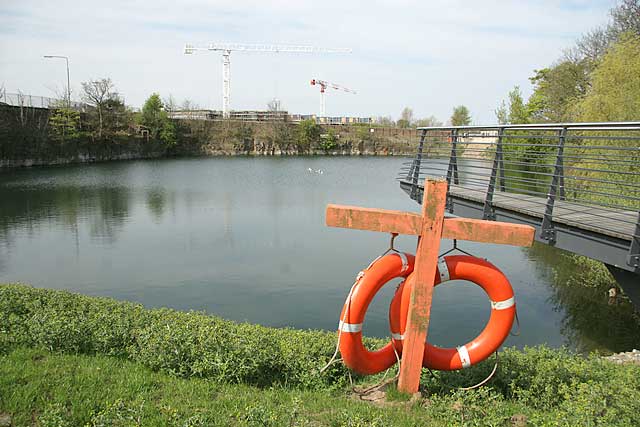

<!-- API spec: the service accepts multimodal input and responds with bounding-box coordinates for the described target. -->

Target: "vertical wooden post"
[397,179,447,393]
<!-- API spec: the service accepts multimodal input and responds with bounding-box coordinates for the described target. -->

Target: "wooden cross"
[326,179,535,393]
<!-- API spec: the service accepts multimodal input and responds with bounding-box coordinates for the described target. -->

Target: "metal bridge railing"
[398,122,640,270]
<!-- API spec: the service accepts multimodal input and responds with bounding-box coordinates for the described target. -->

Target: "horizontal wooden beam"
[443,217,535,247]
[326,204,422,235]
[326,204,535,247]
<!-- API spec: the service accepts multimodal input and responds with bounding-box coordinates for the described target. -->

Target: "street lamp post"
[44,55,70,108]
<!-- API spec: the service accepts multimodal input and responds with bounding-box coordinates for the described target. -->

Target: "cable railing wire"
[400,123,640,247]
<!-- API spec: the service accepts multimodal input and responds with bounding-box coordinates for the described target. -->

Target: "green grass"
[2,284,640,426]
[0,347,443,426]
[2,347,640,426]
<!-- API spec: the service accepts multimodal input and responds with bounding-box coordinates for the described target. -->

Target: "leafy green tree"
[48,108,80,142]
[527,61,591,122]
[451,106,471,126]
[139,93,176,145]
[102,96,131,136]
[508,87,530,124]
[318,128,339,152]
[296,119,321,151]
[495,86,531,124]
[574,33,640,122]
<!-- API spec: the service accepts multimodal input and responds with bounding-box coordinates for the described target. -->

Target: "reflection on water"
[0,157,638,353]
[525,243,640,353]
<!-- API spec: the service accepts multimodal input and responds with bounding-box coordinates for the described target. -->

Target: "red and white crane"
[184,43,351,118]
[310,79,356,117]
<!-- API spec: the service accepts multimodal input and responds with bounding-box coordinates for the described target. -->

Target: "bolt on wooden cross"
[326,179,535,393]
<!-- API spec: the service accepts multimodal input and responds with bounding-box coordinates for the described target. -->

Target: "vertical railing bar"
[452,130,460,185]
[541,127,567,244]
[559,129,567,201]
[628,212,640,269]
[498,128,506,192]
[410,129,427,202]
[483,128,504,220]
[445,129,458,212]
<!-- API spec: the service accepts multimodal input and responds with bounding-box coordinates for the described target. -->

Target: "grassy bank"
[1,284,640,426]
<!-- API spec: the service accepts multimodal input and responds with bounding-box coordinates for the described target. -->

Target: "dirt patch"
[350,379,426,408]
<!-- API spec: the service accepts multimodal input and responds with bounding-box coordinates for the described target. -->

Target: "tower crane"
[310,79,356,117]
[184,43,352,118]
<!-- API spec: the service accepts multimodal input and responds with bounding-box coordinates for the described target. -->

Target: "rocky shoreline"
[604,349,640,365]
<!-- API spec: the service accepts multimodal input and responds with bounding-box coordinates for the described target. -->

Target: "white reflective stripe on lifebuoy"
[438,258,450,282]
[491,296,515,310]
[396,252,409,273]
[339,321,362,333]
[391,332,404,340]
[457,345,471,368]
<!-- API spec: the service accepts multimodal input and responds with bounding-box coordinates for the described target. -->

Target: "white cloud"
[0,0,611,123]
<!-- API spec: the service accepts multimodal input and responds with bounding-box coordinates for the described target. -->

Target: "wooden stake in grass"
[326,178,534,393]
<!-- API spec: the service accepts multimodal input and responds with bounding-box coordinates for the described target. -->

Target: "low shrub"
[1,282,639,424]
[0,283,348,389]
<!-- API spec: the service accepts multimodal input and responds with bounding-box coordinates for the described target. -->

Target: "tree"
[180,99,199,111]
[450,106,471,126]
[375,116,395,127]
[318,128,339,152]
[398,107,414,128]
[296,119,321,151]
[267,98,282,112]
[48,108,80,142]
[567,0,640,64]
[139,93,176,145]
[574,33,640,122]
[506,86,530,124]
[495,101,508,125]
[81,78,116,138]
[527,61,591,122]
[414,116,442,127]
[163,95,178,113]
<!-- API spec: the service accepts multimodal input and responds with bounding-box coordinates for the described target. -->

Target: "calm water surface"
[1,157,638,353]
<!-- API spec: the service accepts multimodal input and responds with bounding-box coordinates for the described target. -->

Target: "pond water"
[1,157,638,353]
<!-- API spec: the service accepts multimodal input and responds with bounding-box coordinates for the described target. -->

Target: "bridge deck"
[449,185,636,242]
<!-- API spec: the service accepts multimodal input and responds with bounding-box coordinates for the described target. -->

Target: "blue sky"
[0,0,613,123]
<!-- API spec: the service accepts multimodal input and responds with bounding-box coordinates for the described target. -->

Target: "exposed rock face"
[604,349,640,365]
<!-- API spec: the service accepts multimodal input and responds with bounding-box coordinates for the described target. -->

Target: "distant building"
[168,109,372,125]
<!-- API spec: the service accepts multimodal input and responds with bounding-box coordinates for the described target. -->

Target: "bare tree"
[180,99,199,111]
[575,28,611,63]
[267,97,282,112]
[610,0,640,37]
[81,78,115,138]
[415,115,443,127]
[163,94,177,113]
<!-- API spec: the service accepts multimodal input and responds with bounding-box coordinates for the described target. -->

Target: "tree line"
[375,105,471,129]
[496,0,639,124]
[49,79,177,146]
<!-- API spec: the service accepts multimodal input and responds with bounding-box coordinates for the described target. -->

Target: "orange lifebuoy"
[338,252,415,375]
[389,255,516,371]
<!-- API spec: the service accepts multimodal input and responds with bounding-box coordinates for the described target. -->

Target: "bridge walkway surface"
[398,122,640,308]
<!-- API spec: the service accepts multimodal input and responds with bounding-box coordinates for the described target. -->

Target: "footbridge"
[398,122,640,308]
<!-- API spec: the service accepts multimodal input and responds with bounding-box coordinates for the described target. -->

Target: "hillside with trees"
[497,0,640,124]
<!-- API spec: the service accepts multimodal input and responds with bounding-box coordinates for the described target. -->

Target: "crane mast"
[185,43,351,118]
[310,79,356,117]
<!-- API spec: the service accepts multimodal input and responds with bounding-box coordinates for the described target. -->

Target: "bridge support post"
[445,129,460,213]
[628,211,640,269]
[410,129,427,202]
[483,128,505,220]
[541,127,567,244]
